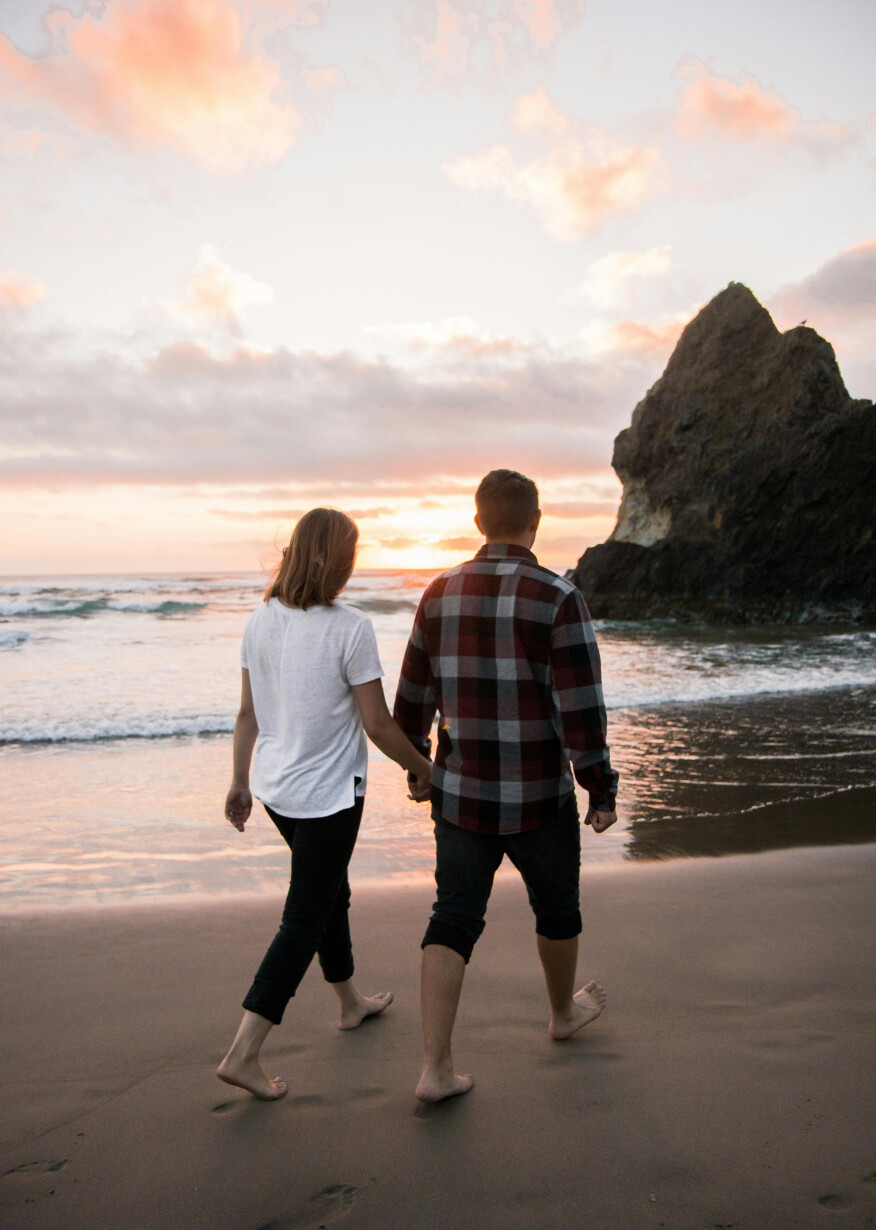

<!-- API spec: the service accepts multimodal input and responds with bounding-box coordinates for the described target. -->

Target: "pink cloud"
[445,88,666,239]
[0,270,47,310]
[674,59,855,149]
[403,0,586,86]
[0,0,308,171]
[162,245,273,333]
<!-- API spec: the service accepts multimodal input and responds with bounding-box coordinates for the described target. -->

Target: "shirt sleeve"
[240,612,252,669]
[550,588,619,811]
[344,616,385,687]
[392,592,436,759]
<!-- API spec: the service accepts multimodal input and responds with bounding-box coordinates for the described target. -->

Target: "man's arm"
[392,595,437,760]
[550,589,619,825]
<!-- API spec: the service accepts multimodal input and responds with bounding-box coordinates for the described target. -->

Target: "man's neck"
[484,536,536,551]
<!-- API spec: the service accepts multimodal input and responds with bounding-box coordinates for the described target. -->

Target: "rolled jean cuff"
[421,917,479,964]
[242,978,290,1027]
[535,908,582,941]
[321,956,355,985]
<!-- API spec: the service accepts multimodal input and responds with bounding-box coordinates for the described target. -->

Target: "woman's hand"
[407,767,431,804]
[225,784,253,832]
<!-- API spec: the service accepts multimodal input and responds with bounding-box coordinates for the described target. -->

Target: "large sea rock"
[571,283,876,623]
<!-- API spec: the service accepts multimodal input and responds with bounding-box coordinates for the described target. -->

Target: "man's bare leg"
[216,1009,288,1099]
[536,934,607,1040]
[416,944,474,1103]
[330,977,394,1030]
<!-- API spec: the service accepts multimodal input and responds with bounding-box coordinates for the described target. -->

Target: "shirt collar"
[475,542,538,564]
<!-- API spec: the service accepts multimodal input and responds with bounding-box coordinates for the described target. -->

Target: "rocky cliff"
[571,283,876,623]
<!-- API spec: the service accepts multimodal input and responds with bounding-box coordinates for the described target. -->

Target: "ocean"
[2,570,875,909]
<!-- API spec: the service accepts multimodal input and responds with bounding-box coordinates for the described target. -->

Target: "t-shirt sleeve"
[344,616,384,686]
[240,609,255,669]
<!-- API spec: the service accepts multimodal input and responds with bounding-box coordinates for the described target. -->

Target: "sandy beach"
[2,840,874,1230]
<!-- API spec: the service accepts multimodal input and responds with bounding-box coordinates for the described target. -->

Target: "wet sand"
[1,841,875,1229]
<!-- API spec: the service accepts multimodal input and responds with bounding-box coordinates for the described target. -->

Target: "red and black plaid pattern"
[393,543,618,835]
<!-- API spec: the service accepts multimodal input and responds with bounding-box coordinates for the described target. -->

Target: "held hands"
[585,805,617,834]
[407,761,432,804]
[225,784,253,832]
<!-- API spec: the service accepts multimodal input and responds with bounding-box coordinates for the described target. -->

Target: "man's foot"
[549,980,607,1040]
[415,1068,474,1104]
[338,990,394,1031]
[216,1055,288,1100]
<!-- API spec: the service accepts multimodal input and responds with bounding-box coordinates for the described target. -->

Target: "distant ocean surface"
[2,570,875,908]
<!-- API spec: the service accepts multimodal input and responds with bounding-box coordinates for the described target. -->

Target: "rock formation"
[571,283,876,623]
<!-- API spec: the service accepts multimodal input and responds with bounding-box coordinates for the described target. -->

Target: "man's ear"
[474,512,484,536]
[530,510,542,533]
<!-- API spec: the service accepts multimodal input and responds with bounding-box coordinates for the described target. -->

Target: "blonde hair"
[265,508,358,609]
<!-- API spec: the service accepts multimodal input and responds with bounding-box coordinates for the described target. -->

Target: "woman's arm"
[225,669,259,831]
[353,679,432,801]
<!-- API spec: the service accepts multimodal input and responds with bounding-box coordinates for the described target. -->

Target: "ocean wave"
[0,597,110,618]
[606,664,876,710]
[106,600,207,615]
[0,596,208,619]
[0,629,29,651]
[0,715,235,745]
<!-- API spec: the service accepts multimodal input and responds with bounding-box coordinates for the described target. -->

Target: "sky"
[0,0,873,574]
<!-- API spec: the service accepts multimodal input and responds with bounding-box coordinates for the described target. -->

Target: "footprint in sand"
[256,1183,360,1229]
[5,1160,69,1176]
[213,1094,329,1115]
[818,1193,857,1210]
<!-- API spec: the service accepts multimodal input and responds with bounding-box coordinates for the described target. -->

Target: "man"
[393,469,618,1104]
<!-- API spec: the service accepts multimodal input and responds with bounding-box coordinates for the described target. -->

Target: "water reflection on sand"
[1,685,874,908]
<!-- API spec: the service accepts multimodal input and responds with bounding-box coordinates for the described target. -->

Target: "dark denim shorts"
[422,803,582,963]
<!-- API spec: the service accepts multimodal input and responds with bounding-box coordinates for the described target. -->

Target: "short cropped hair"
[266,508,358,609]
[475,469,540,539]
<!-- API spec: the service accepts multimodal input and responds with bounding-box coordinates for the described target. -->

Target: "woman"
[217,508,431,1101]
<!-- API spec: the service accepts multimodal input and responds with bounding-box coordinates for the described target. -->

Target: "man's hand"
[585,805,616,834]
[407,769,431,804]
[225,784,253,832]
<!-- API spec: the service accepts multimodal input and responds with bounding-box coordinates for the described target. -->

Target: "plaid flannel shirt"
[392,542,618,835]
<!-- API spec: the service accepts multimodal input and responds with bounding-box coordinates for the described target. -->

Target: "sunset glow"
[1,0,872,576]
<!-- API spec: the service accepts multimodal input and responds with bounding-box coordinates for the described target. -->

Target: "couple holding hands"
[218,469,618,1105]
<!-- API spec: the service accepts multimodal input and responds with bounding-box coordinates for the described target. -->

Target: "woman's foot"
[549,980,607,1040]
[216,1055,288,1100]
[338,990,394,1030]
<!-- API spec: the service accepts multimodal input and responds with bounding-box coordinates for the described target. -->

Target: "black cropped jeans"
[242,795,364,1026]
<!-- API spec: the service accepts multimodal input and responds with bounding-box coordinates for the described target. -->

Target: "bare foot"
[216,1055,288,1101]
[549,980,607,1040]
[416,1068,475,1104]
[338,990,394,1031]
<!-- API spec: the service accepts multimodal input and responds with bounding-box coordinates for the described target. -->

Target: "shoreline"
[2,843,874,1229]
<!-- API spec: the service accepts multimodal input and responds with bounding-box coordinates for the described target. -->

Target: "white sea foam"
[0,629,29,651]
[0,714,235,745]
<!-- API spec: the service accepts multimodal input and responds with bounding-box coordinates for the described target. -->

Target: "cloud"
[579,312,690,355]
[0,0,339,171]
[769,238,876,345]
[542,499,618,517]
[366,316,529,356]
[444,88,666,239]
[574,246,673,308]
[380,536,425,550]
[162,245,273,333]
[402,0,587,87]
[0,270,46,311]
[0,319,664,492]
[674,58,856,151]
[434,535,480,551]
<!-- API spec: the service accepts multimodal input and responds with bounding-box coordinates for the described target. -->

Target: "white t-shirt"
[241,598,384,818]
